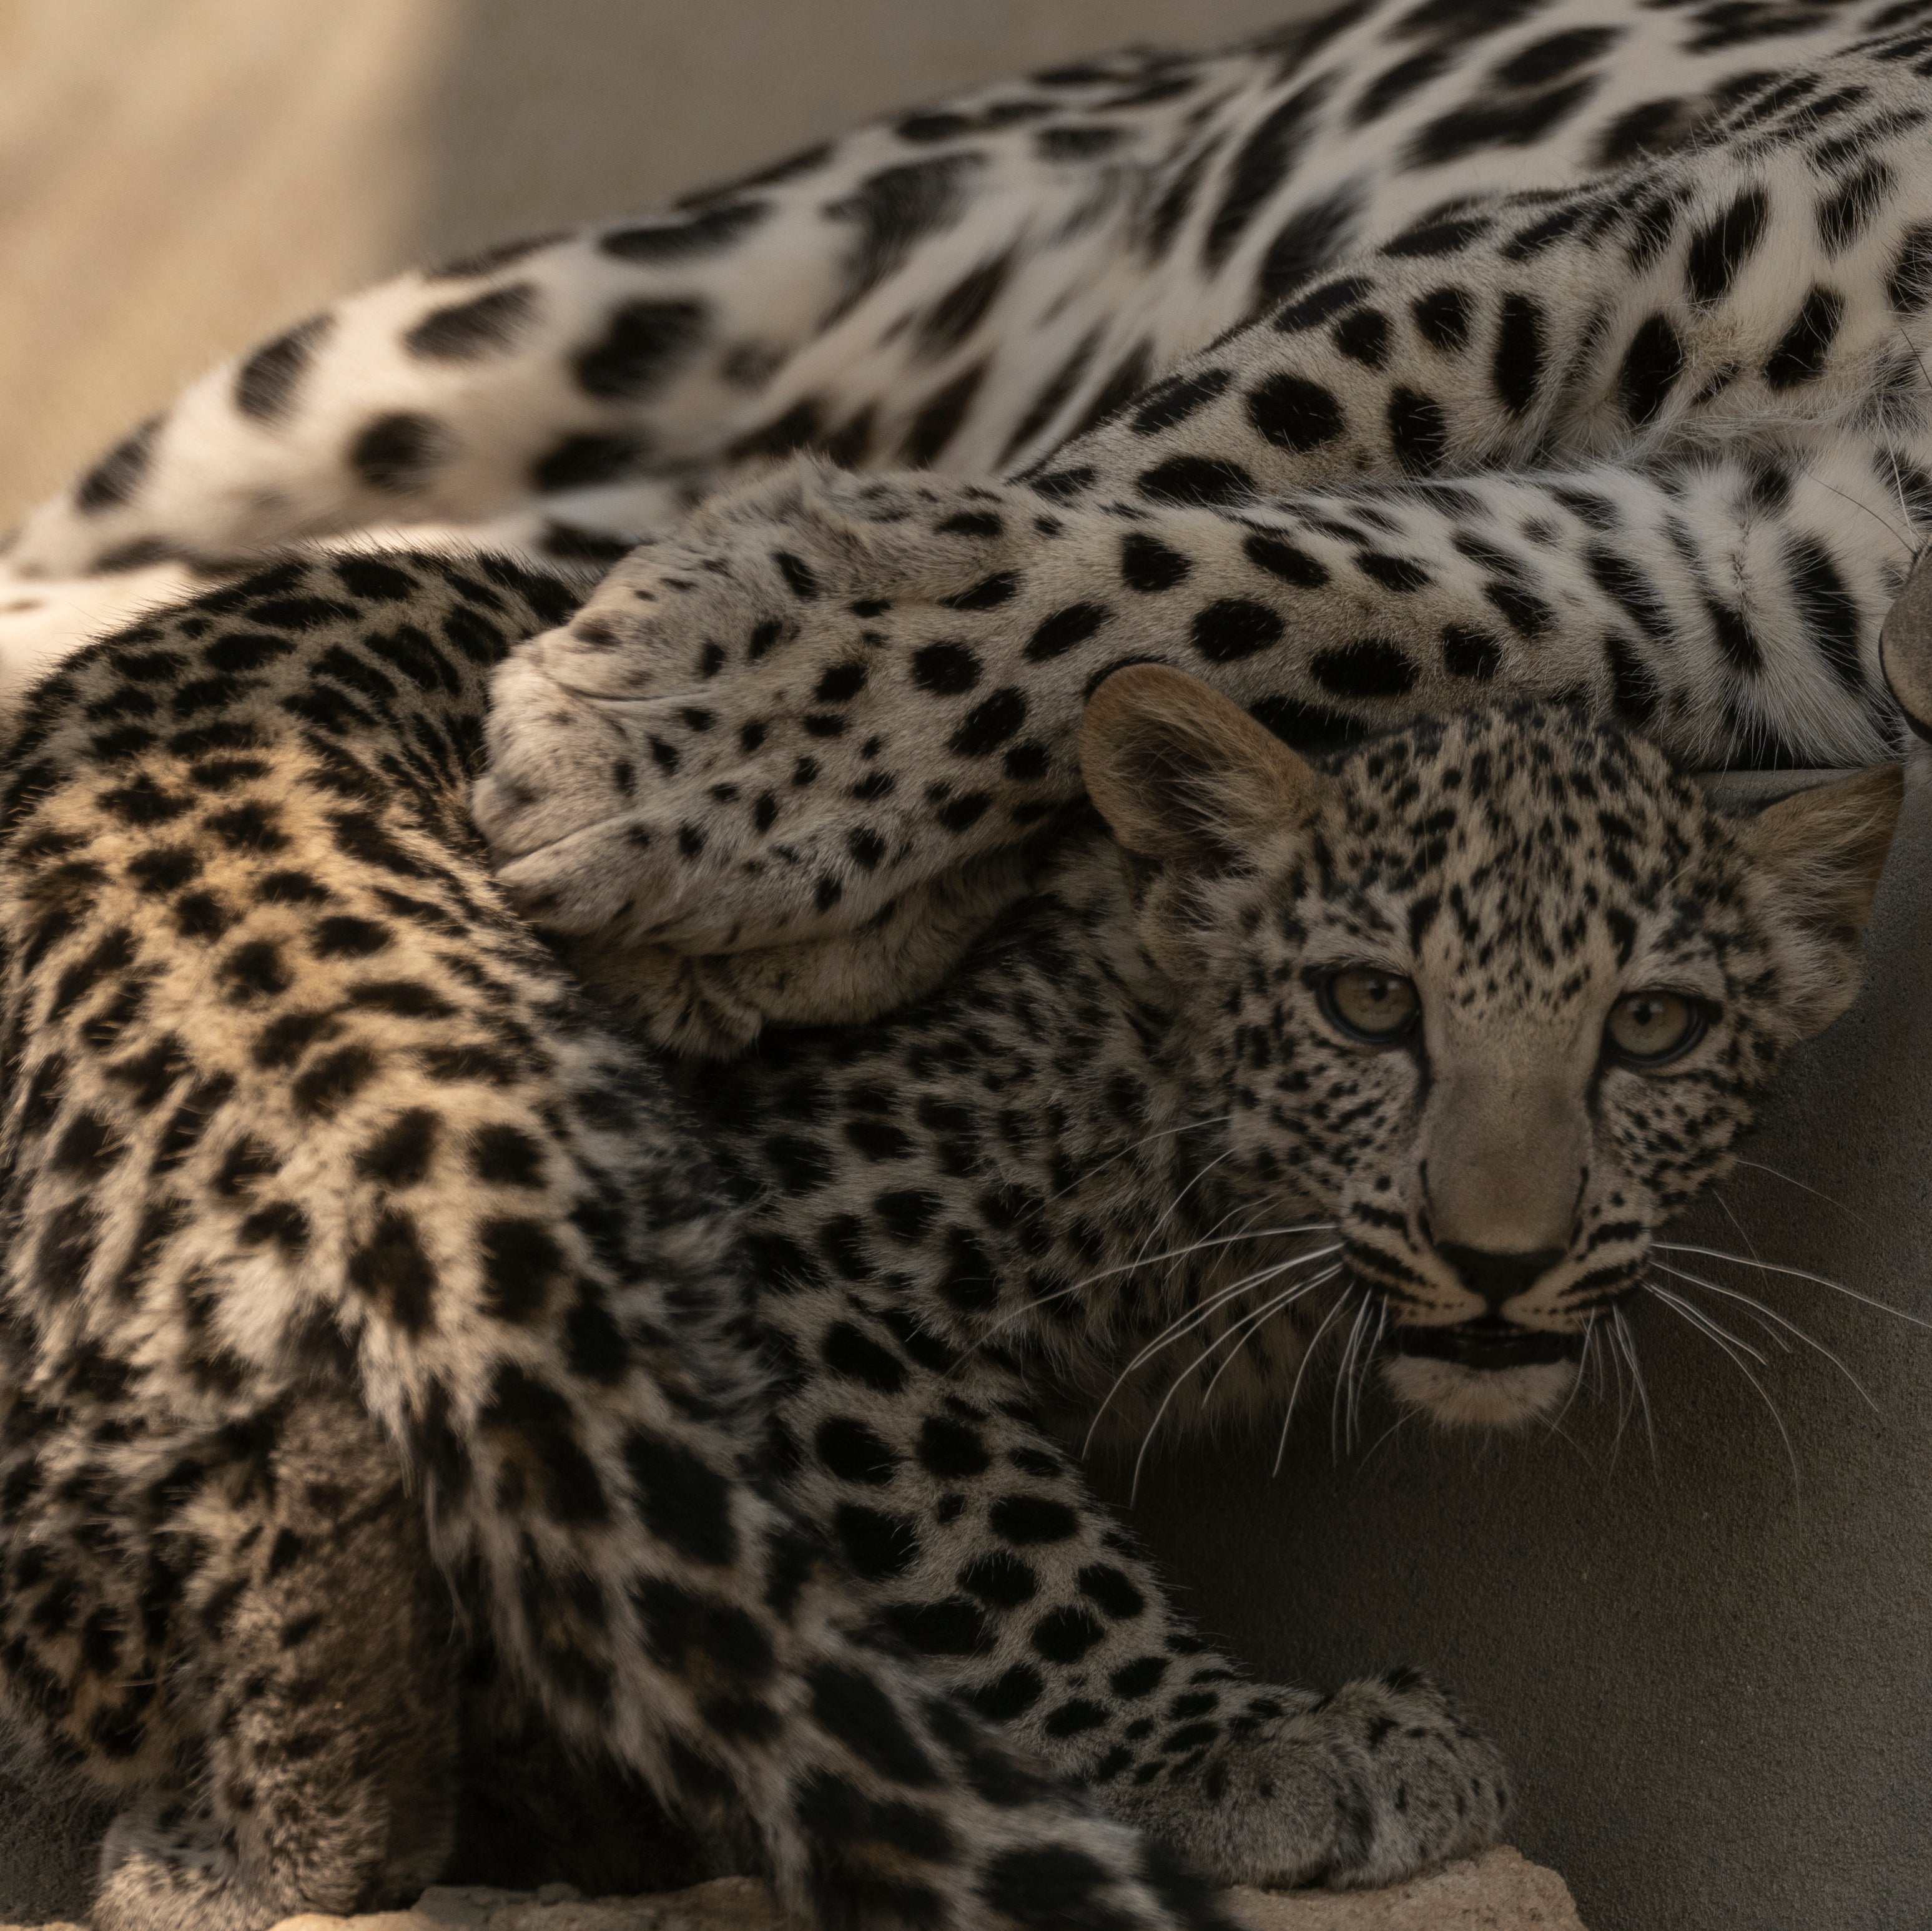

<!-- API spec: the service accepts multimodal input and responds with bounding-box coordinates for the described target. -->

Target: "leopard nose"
[1437,1244,1565,1315]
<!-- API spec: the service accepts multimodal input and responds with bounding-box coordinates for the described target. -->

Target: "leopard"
[7,2,1932,1003]
[672,659,1901,1883]
[2,0,1932,1922]
[0,533,1899,1928]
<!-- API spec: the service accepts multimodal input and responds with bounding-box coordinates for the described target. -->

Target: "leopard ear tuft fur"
[1079,664,1323,870]
[1745,762,1903,1037]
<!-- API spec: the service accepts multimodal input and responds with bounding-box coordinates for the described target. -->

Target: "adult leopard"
[6,1,1932,1041]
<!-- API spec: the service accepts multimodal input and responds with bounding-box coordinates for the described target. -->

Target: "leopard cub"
[0,554,1897,1928]
[631,664,1900,1880]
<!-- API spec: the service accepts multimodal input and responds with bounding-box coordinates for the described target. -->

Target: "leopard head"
[1081,666,1901,1430]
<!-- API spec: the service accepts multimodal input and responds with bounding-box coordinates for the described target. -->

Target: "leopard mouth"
[1389,1317,1583,1372]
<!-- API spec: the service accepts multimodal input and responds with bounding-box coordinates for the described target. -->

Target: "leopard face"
[1082,668,1901,1430]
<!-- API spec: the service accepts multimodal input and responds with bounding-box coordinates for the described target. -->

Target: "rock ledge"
[3,1849,1584,1930]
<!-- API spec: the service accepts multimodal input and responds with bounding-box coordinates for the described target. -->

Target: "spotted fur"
[11,1,1932,1034]
[0,1,1926,1922]
[658,660,1896,1859]
[0,541,1898,1924]
[0,559,1253,1931]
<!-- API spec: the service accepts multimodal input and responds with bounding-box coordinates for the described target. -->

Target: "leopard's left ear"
[1743,763,1904,1036]
[1080,664,1323,868]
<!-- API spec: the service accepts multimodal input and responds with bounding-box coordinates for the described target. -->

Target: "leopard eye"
[1605,990,1707,1066]
[1319,966,1419,1043]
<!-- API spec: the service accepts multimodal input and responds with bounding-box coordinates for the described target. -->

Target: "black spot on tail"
[76,419,162,515]
[600,201,769,263]
[349,413,457,492]
[827,155,983,320]
[573,301,709,401]
[1203,77,1334,271]
[235,315,335,423]
[404,284,538,361]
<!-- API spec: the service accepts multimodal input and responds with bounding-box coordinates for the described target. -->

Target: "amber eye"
[1320,966,1420,1043]
[1605,990,1707,1066]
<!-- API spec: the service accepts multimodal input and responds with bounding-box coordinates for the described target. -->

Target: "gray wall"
[6,5,1931,1928]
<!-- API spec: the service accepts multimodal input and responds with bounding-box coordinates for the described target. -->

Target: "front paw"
[471,458,1067,955]
[471,629,936,953]
[1110,1671,1510,1889]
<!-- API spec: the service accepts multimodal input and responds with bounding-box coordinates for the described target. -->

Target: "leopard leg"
[564,842,1045,1056]
[91,1396,460,1931]
[757,1287,1509,1889]
[474,420,1916,1022]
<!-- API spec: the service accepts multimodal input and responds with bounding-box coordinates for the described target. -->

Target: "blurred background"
[7,7,1932,1931]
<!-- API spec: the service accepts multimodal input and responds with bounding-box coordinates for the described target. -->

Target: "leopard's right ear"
[1079,665,1324,869]
[1880,543,1932,740]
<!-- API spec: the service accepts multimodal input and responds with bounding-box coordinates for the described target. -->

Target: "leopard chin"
[1381,1352,1580,1431]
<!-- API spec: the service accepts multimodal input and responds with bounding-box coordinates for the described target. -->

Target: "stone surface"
[1231,1850,1585,1928]
[0,1854,1585,1931]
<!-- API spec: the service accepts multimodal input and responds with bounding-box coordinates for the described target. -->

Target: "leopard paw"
[1108,1671,1510,1889]
[471,458,1070,954]
[564,842,1042,1053]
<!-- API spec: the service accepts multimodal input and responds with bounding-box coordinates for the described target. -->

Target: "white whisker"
[1081,1244,1342,1454]
[1274,1285,1357,1477]
[1650,1282,1770,1366]
[1356,1408,1412,1471]
[1647,1282,1800,1493]
[1131,1146,1239,1267]
[1601,1306,1628,1442]
[1082,1284,1268,1447]
[1329,1295,1374,1462]
[1550,1315,1595,1433]
[1655,1242,1932,1331]
[1652,1261,1878,1412]
[1350,1300,1391,1452]
[1199,1265,1341,1408]
[1729,1158,1873,1232]
[1042,1111,1235,1206]
[980,1221,1338,1340]
[1125,1264,1339,1500]
[1612,1307,1658,1467]
[1708,1197,1806,1360]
